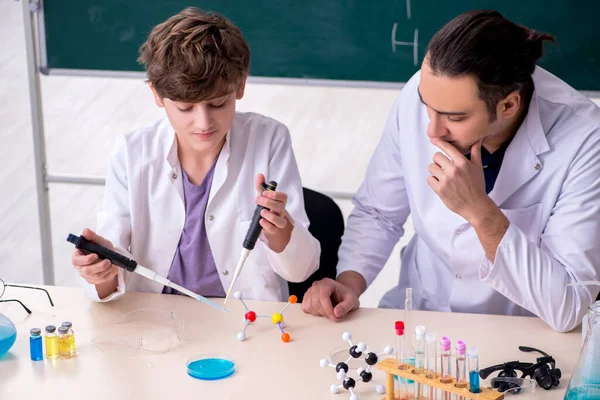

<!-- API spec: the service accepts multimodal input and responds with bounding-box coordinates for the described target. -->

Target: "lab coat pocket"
[500,203,543,244]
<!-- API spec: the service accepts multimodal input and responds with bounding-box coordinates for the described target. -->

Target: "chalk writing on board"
[406,0,412,20]
[391,24,419,66]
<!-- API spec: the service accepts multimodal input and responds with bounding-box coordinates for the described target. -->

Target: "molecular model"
[234,291,297,342]
[320,332,393,400]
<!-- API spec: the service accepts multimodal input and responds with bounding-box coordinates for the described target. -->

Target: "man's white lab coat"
[337,67,600,332]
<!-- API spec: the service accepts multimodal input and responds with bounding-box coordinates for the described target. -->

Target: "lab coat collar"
[164,123,232,169]
[488,74,550,207]
[163,120,232,204]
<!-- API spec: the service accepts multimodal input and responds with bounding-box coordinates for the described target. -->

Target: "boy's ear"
[236,74,248,100]
[149,82,165,108]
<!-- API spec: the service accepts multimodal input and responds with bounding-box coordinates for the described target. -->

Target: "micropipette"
[66,233,229,312]
[223,180,278,304]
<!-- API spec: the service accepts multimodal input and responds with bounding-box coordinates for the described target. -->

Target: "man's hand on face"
[427,138,494,222]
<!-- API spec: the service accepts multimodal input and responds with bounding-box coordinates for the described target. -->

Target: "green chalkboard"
[41,1,600,90]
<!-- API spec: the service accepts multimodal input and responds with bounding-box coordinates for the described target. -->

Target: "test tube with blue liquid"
[468,347,481,394]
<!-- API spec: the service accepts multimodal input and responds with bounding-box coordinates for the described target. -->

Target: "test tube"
[455,340,467,400]
[29,328,43,361]
[62,321,76,356]
[395,321,409,400]
[468,347,481,393]
[440,336,452,400]
[405,288,413,351]
[45,325,58,359]
[426,332,439,400]
[404,288,415,394]
[414,325,426,399]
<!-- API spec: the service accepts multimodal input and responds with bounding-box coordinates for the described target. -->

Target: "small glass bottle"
[29,328,43,361]
[61,321,76,356]
[45,325,58,359]
[58,326,71,359]
[467,347,481,393]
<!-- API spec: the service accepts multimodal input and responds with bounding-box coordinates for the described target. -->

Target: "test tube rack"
[376,358,504,400]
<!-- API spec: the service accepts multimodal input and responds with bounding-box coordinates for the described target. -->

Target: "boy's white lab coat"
[337,67,600,332]
[81,112,320,302]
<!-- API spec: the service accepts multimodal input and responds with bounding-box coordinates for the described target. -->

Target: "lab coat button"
[534,163,542,171]
[222,270,229,276]
[208,215,215,221]
[171,172,177,179]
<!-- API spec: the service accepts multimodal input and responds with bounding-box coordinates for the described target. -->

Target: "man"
[302,10,600,332]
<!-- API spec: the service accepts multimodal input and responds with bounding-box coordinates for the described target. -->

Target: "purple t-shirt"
[162,160,225,297]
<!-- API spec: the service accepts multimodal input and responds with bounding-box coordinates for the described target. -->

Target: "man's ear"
[149,82,165,108]
[497,90,521,120]
[236,74,248,100]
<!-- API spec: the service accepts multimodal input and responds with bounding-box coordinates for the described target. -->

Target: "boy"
[72,7,320,302]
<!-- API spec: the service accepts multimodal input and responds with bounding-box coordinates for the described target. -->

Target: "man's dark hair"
[426,10,556,119]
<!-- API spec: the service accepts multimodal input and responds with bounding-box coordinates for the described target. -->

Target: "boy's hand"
[254,174,293,253]
[72,228,119,285]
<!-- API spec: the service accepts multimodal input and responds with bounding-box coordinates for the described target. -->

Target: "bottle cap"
[425,332,437,343]
[395,321,405,336]
[440,336,451,351]
[61,321,72,328]
[415,325,426,338]
[58,326,69,334]
[467,347,479,356]
[456,340,467,355]
[45,325,56,333]
[30,328,41,336]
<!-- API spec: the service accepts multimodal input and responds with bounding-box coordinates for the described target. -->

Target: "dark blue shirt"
[468,139,513,194]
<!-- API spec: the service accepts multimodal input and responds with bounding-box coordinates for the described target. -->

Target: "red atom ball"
[245,311,257,322]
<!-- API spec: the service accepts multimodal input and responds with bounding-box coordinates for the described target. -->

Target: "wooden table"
[0,285,580,399]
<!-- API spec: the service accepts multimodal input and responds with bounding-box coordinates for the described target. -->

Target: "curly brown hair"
[138,7,250,103]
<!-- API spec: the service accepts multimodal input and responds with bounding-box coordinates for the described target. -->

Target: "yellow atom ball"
[271,313,283,324]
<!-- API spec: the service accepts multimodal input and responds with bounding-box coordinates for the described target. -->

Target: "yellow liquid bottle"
[62,322,76,356]
[58,326,71,359]
[45,325,58,359]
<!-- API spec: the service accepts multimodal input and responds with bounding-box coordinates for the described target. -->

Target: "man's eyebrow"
[417,86,469,117]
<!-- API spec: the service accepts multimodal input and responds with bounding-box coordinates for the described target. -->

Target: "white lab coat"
[338,67,600,332]
[81,112,320,302]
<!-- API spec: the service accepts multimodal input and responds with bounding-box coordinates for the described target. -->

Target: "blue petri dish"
[186,356,235,380]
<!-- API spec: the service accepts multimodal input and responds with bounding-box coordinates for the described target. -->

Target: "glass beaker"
[0,313,16,359]
[564,302,600,399]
